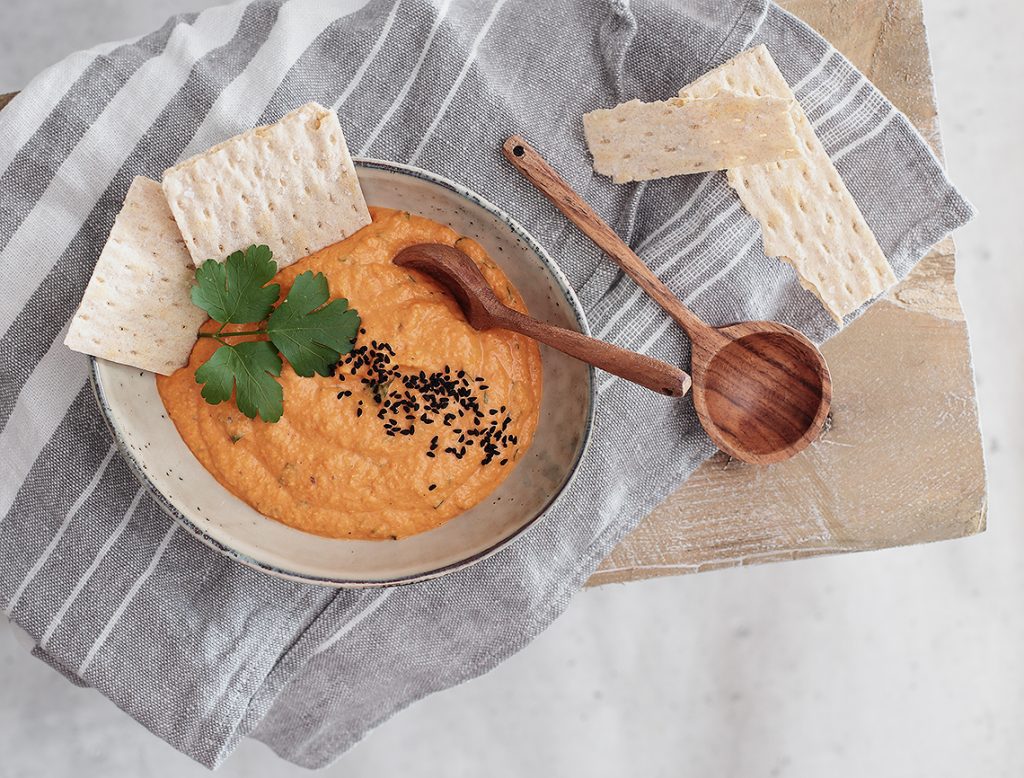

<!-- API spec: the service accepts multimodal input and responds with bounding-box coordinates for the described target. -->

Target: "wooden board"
[0,0,986,588]
[590,0,986,585]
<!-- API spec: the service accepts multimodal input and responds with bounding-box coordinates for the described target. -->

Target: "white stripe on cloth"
[0,322,83,521]
[817,90,888,150]
[0,2,250,340]
[607,208,751,350]
[358,0,454,155]
[3,444,119,617]
[811,78,869,129]
[39,486,145,649]
[632,173,717,253]
[833,107,897,162]
[791,46,836,94]
[580,174,718,317]
[310,590,392,657]
[332,0,404,110]
[0,40,123,178]
[804,70,862,118]
[671,227,762,315]
[596,226,761,395]
[594,200,743,340]
[78,522,178,677]
[179,0,367,160]
[408,0,507,164]
[637,188,739,270]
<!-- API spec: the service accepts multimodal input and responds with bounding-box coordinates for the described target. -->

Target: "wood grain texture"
[503,136,832,465]
[589,0,986,585]
[394,243,691,398]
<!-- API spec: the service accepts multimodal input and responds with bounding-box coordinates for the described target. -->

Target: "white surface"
[1,1,1021,775]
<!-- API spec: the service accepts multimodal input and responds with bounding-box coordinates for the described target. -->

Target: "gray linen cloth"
[0,0,972,768]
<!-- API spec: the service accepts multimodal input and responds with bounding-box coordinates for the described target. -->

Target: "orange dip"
[157,208,542,539]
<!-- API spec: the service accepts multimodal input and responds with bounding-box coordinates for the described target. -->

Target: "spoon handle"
[502,136,715,346]
[497,308,691,398]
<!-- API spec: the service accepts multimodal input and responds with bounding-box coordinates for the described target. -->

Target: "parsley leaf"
[191,244,280,324]
[190,247,361,422]
[266,271,361,377]
[194,341,284,423]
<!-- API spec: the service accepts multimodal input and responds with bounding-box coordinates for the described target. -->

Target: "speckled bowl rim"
[90,157,596,588]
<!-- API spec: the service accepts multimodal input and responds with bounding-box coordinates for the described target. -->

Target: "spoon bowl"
[503,135,832,464]
[693,321,831,464]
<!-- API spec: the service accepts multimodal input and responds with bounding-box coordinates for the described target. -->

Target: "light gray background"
[1,1,1020,775]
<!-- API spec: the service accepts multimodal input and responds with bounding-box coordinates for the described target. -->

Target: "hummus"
[157,208,542,539]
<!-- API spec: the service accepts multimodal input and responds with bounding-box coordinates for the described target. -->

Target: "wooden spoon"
[502,135,832,465]
[394,244,691,398]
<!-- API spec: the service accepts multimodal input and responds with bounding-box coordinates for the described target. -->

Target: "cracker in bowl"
[65,176,207,375]
[162,101,370,269]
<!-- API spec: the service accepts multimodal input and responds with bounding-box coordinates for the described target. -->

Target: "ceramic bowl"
[91,159,594,587]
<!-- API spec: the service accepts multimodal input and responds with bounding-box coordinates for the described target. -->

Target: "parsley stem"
[198,329,267,339]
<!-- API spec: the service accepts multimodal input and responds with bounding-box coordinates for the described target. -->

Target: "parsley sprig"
[190,245,360,423]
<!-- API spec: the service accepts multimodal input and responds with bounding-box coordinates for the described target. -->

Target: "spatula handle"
[496,308,691,398]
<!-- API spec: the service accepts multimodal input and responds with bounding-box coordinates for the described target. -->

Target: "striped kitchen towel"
[0,0,972,768]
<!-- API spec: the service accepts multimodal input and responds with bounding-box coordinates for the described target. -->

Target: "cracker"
[162,101,370,269]
[679,45,896,323]
[65,176,207,375]
[583,94,799,183]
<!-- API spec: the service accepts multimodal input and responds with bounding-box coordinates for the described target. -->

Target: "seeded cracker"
[583,94,800,183]
[679,45,896,323]
[162,102,370,269]
[65,176,207,375]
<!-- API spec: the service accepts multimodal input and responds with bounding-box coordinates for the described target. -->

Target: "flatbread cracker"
[583,94,799,183]
[679,45,896,323]
[162,101,370,269]
[65,176,207,375]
